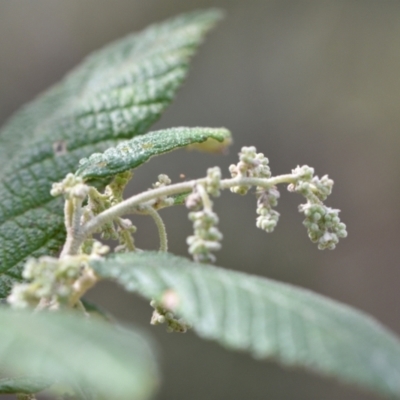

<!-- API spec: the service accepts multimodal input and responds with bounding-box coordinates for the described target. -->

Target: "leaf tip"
[187,128,232,154]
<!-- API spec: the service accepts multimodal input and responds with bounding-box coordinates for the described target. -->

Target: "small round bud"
[313,213,321,222]
[71,184,89,200]
[51,173,87,199]
[118,218,132,230]
[158,174,171,185]
[185,192,202,210]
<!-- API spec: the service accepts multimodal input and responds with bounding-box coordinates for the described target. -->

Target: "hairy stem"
[63,174,296,255]
[60,230,85,258]
[60,196,85,258]
[140,206,168,252]
[64,198,74,229]
[196,183,212,211]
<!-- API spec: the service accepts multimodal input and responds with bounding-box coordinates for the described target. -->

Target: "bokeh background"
[1,1,400,399]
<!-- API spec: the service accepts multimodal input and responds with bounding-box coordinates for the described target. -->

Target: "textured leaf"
[91,251,400,399]
[0,10,223,297]
[76,127,231,181]
[0,376,51,394]
[0,308,158,399]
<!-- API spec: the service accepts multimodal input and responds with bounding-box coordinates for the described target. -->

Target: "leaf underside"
[76,127,231,181]
[0,9,223,297]
[91,251,400,399]
[0,309,158,399]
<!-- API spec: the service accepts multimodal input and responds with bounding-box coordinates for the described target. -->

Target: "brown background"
[1,1,400,399]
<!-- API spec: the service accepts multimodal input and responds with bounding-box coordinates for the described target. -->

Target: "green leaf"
[0,9,223,297]
[76,127,231,181]
[0,308,158,399]
[0,376,51,395]
[91,251,400,399]
[171,191,192,206]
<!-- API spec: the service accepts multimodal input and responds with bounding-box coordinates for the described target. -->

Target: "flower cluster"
[8,256,85,309]
[256,186,280,233]
[186,184,223,263]
[187,208,222,263]
[50,173,89,200]
[289,165,333,202]
[229,146,271,194]
[80,173,137,247]
[8,243,107,309]
[299,204,347,250]
[152,174,174,209]
[288,165,347,250]
[85,187,117,239]
[205,167,222,197]
[150,300,190,333]
[114,218,137,253]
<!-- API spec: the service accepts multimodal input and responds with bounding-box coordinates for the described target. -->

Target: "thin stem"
[64,198,74,229]
[196,183,212,211]
[64,174,296,255]
[60,196,85,258]
[139,206,168,252]
[72,198,83,235]
[82,180,200,240]
[84,175,294,236]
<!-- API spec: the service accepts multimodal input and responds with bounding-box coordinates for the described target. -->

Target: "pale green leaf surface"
[0,10,223,297]
[0,308,158,399]
[76,127,231,181]
[91,252,400,399]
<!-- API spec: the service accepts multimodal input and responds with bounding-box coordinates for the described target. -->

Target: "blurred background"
[1,1,400,399]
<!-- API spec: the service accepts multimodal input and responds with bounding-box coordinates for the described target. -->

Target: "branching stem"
[197,183,212,211]
[61,174,296,256]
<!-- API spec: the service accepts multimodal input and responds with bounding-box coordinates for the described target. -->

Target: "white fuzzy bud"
[206,167,222,197]
[187,208,222,263]
[50,173,88,200]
